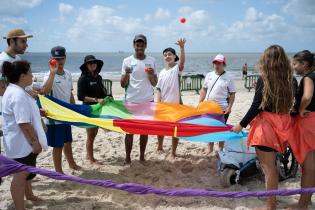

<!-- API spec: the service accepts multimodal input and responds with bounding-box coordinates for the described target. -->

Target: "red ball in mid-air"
[49,59,57,66]
[180,17,186,23]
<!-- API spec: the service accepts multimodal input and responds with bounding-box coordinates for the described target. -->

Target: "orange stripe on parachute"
[154,101,223,122]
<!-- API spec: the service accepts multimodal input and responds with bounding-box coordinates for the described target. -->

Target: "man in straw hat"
[0,28,34,96]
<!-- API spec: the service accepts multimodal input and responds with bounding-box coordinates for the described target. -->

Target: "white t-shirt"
[156,64,182,103]
[121,55,156,103]
[42,69,73,124]
[0,51,22,76]
[0,51,32,90]
[203,71,236,110]
[2,84,48,158]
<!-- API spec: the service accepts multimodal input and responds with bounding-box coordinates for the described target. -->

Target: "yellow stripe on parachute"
[39,95,125,133]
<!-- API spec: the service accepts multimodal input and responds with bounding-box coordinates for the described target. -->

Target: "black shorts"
[254,145,277,152]
[14,153,38,180]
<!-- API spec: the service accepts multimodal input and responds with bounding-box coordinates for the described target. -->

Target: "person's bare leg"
[298,151,315,209]
[53,147,64,173]
[63,143,81,170]
[157,135,165,153]
[25,180,42,201]
[167,137,179,160]
[254,148,278,210]
[125,134,133,164]
[206,143,214,155]
[218,141,224,150]
[86,127,99,163]
[139,135,148,162]
[11,171,28,210]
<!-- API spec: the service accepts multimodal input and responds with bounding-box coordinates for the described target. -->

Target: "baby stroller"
[217,137,299,187]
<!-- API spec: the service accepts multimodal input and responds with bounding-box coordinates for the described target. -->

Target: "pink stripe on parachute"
[123,101,156,120]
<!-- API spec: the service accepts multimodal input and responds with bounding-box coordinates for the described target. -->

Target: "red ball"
[180,17,186,23]
[49,59,57,66]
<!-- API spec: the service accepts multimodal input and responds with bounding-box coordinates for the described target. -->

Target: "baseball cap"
[133,34,147,44]
[212,54,226,65]
[51,46,66,58]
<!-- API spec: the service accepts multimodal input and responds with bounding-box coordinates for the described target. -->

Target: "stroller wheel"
[277,147,299,181]
[220,168,237,188]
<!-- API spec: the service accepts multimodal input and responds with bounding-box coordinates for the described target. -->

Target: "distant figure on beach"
[77,55,113,164]
[232,45,294,210]
[2,60,48,210]
[120,34,157,164]
[41,46,81,173]
[156,38,186,160]
[199,54,236,155]
[242,63,248,79]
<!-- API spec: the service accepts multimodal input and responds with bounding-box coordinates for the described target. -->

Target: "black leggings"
[254,145,277,152]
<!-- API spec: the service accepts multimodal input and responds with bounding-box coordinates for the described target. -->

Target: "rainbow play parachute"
[38,96,246,142]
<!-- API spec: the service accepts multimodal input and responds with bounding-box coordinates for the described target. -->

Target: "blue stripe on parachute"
[179,116,247,142]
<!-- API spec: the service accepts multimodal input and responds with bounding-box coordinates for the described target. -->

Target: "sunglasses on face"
[87,61,97,65]
[55,58,65,61]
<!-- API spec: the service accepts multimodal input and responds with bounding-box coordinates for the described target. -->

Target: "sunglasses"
[55,58,65,61]
[87,61,97,65]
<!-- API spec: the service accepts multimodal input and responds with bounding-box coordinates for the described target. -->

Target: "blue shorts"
[46,124,73,148]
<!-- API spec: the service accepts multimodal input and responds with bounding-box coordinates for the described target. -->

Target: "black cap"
[163,47,179,62]
[133,34,147,44]
[80,55,104,74]
[51,46,66,58]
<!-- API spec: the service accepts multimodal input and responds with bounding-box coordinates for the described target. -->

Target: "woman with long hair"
[232,45,294,210]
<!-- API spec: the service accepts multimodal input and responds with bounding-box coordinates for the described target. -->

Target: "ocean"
[20,52,293,81]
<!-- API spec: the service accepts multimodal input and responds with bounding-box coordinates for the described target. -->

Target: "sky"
[0,0,314,53]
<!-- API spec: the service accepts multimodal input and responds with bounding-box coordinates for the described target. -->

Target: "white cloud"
[58,3,74,21]
[0,0,42,16]
[283,0,315,27]
[152,8,211,40]
[2,17,28,25]
[178,6,194,15]
[59,3,74,16]
[0,0,41,33]
[155,8,171,20]
[224,7,288,41]
[67,5,143,41]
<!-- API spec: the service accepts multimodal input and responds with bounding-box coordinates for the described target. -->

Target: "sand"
[0,79,311,210]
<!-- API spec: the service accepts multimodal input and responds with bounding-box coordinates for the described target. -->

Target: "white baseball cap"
[212,54,226,65]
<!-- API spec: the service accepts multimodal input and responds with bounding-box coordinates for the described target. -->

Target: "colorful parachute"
[38,95,246,142]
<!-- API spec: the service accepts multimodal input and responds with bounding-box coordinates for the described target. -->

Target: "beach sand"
[0,79,309,210]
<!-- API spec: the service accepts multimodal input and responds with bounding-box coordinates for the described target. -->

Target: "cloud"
[283,0,315,28]
[67,5,143,42]
[0,0,42,16]
[154,8,171,20]
[224,7,288,41]
[152,7,211,39]
[59,3,74,18]
[144,8,171,22]
[0,0,41,33]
